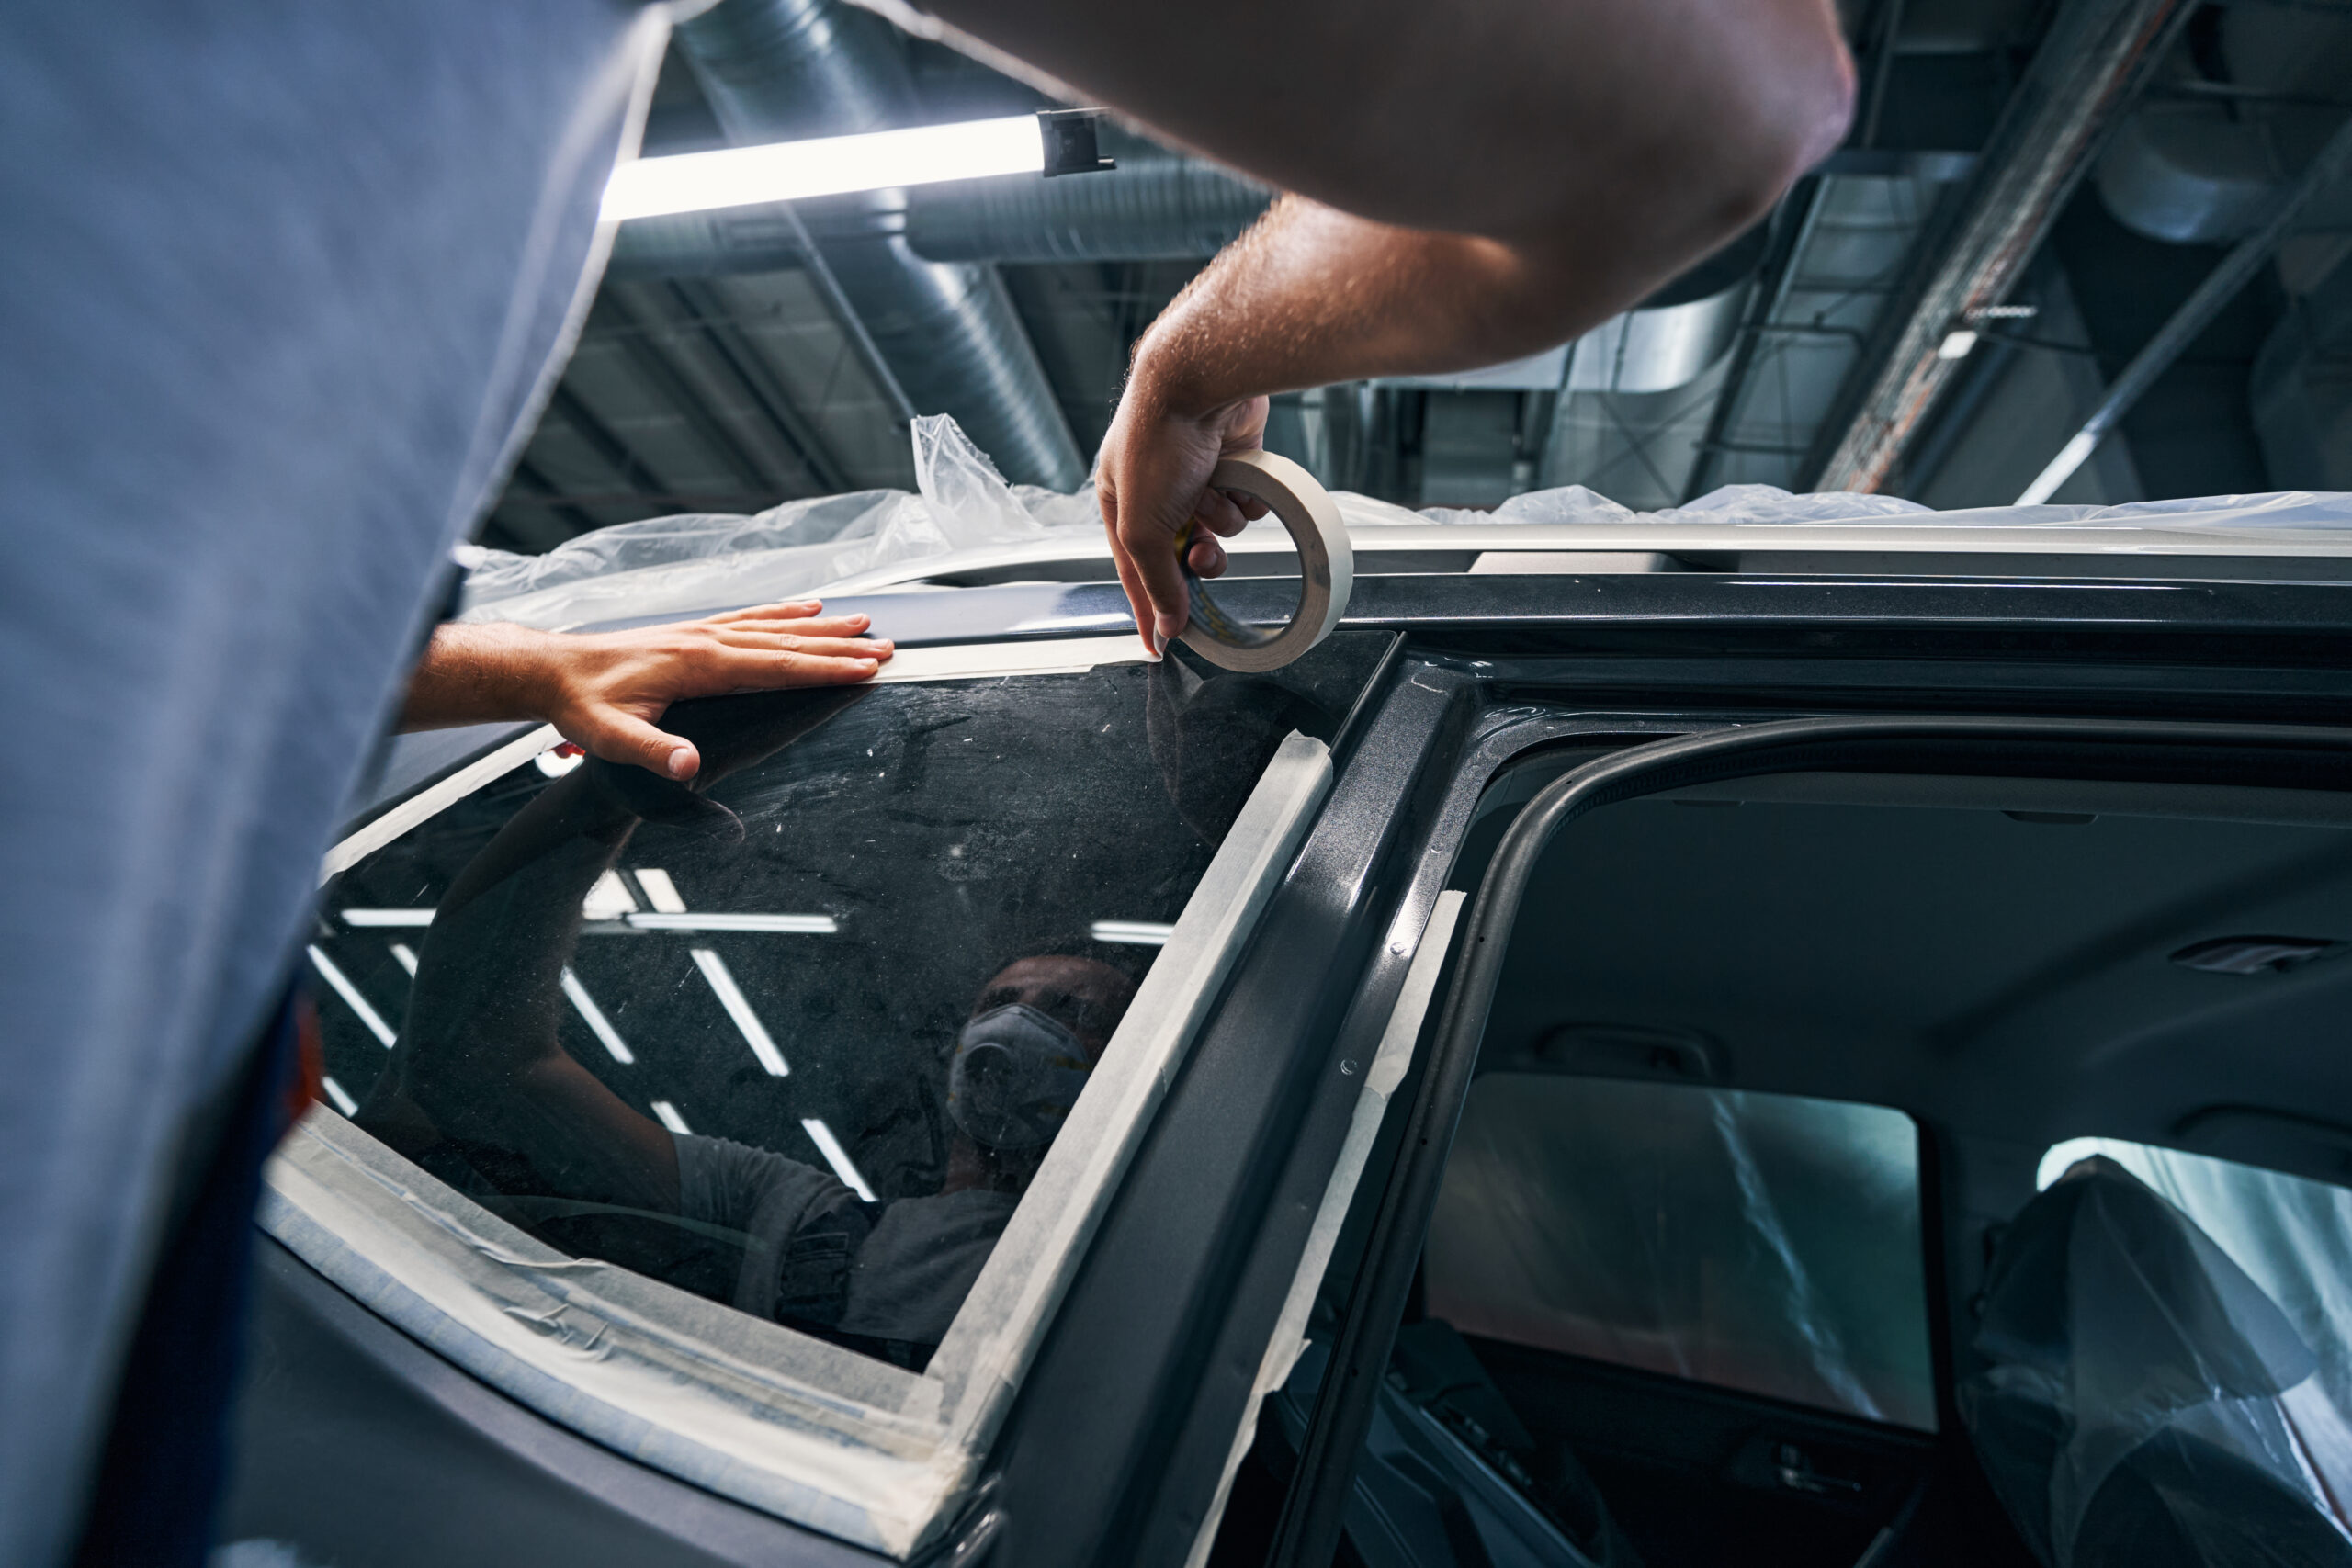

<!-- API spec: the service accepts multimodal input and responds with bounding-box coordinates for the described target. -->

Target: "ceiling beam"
[1811,0,2197,493]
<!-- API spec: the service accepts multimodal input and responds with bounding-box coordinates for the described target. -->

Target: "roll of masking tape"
[1177,448,1354,673]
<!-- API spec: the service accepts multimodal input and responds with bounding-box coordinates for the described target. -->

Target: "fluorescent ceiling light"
[582,870,639,923]
[319,1076,359,1117]
[1936,328,1979,361]
[628,912,838,934]
[308,945,395,1047]
[343,908,435,927]
[650,1100,693,1135]
[2016,430,2098,506]
[801,1118,878,1202]
[633,868,687,914]
[602,116,1045,222]
[560,968,635,1064]
[1091,919,1176,947]
[691,948,789,1076]
[389,942,419,976]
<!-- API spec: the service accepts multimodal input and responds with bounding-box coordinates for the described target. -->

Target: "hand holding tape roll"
[1175,449,1354,673]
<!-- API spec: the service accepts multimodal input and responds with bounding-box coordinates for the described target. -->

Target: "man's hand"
[932,0,1854,648]
[399,601,892,780]
[1097,389,1269,652]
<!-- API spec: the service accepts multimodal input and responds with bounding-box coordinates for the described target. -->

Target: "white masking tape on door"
[1178,449,1354,673]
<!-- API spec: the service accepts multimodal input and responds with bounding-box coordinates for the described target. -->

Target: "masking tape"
[1178,449,1354,673]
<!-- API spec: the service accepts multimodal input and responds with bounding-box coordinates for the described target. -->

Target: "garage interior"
[473,0,2352,558]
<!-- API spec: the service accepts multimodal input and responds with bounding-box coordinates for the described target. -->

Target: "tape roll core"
[1176,449,1354,673]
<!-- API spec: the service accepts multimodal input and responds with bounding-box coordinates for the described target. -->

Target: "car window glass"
[308,637,1385,1373]
[1426,1074,1936,1429]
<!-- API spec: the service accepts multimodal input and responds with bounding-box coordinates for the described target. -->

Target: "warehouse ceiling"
[477,0,2352,556]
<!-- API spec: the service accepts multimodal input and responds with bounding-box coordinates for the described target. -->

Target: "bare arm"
[922,0,1856,646]
[401,600,892,779]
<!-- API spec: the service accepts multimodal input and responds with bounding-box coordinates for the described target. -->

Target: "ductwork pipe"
[906,134,1272,263]
[675,0,1085,489]
[606,141,1272,276]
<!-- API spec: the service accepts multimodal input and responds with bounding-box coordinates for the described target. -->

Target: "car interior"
[1223,747,2352,1568]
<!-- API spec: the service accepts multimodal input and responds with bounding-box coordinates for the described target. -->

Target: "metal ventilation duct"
[607,141,1272,276]
[674,0,1085,489]
[905,135,1272,263]
[2093,5,2352,244]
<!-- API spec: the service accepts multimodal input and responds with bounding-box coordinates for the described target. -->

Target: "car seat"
[1962,1155,2352,1568]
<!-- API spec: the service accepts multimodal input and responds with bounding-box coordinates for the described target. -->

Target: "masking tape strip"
[1179,449,1354,673]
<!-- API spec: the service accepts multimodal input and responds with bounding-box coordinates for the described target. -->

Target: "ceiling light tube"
[389,942,419,976]
[1091,919,1176,947]
[632,868,688,915]
[691,948,789,1077]
[342,908,435,927]
[602,116,1046,222]
[560,968,635,1064]
[307,945,395,1047]
[2017,430,2099,506]
[801,1118,878,1203]
[319,1076,359,1117]
[628,912,838,934]
[650,1100,693,1135]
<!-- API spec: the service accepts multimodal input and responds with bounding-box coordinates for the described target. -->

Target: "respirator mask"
[946,1004,1095,1150]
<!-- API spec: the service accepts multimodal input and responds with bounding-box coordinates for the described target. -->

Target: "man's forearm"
[398,621,564,732]
[1126,198,1638,423]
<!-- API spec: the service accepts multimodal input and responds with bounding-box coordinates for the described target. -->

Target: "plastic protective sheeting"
[1425,483,2352,534]
[1425,1074,1937,1431]
[1964,1153,2352,1568]
[463,415,2352,632]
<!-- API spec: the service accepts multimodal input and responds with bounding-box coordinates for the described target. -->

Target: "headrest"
[1976,1156,2314,1411]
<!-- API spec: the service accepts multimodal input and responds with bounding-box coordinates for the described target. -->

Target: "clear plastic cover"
[1425,1074,1936,1430]
[1963,1154,2352,1566]
[461,417,2352,632]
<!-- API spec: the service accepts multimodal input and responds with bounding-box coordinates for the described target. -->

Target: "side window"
[305,644,1375,1374]
[1425,1074,1937,1430]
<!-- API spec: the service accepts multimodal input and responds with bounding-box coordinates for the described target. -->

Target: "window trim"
[267,650,1330,1558]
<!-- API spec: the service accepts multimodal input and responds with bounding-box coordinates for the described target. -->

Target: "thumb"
[569,705,699,780]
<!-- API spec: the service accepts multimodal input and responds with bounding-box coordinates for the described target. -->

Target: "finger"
[710,619,874,645]
[708,600,822,624]
[1102,486,1159,655]
[705,647,889,689]
[1186,534,1227,577]
[711,634,895,660]
[1194,489,1250,537]
[1110,547,1159,657]
[571,705,702,781]
[1119,519,1193,651]
[714,612,868,637]
[1235,494,1271,521]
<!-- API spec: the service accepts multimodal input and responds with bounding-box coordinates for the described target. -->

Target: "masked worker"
[0,0,1853,1562]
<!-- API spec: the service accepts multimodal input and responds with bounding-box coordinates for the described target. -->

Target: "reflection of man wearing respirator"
[353,691,1141,1372]
[679,953,1134,1367]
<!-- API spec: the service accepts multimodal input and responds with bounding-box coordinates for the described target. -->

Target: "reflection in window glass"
[1427,1074,1936,1429]
[309,641,1381,1372]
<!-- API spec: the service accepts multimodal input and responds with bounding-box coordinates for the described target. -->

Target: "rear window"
[1426,1074,1936,1430]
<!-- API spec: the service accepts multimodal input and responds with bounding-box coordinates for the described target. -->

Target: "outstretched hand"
[399,600,893,780]
[1097,387,1272,654]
